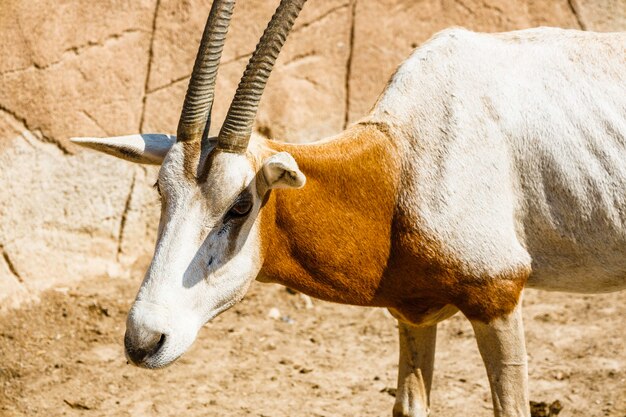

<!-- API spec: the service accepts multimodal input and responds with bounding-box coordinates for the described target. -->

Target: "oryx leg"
[392,322,437,417]
[470,302,530,417]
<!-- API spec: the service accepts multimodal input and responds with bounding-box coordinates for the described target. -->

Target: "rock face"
[0,0,624,306]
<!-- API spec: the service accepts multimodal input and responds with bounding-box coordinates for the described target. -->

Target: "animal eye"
[227,199,253,218]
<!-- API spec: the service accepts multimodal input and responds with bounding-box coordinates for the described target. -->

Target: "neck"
[258,122,403,306]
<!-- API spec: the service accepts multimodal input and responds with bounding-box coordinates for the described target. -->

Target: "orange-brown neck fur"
[259,123,402,306]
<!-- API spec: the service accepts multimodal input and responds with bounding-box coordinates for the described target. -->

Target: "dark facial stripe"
[223,189,255,256]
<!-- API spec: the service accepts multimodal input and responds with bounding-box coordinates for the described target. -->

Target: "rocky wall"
[0,0,624,307]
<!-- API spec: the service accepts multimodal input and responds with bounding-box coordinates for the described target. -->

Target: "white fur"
[394,323,437,417]
[262,151,306,189]
[120,142,305,369]
[125,145,264,367]
[370,27,626,293]
[471,302,529,417]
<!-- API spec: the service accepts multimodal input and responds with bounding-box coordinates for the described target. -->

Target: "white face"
[71,134,305,368]
[125,143,267,368]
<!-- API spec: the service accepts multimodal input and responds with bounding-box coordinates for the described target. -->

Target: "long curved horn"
[217,0,307,152]
[177,0,236,143]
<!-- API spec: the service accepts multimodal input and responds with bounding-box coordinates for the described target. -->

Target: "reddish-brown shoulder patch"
[379,218,531,324]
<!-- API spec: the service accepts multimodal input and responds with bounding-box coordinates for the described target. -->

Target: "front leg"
[392,322,437,417]
[470,302,530,417]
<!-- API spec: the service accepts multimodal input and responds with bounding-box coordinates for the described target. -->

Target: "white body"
[370,27,626,294]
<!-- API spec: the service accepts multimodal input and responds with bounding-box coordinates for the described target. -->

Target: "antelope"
[71,0,626,415]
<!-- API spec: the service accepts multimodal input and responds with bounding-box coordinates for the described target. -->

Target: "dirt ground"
[0,274,624,417]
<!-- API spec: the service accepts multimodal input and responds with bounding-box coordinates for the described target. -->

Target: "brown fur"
[182,140,201,180]
[259,123,401,305]
[258,123,528,324]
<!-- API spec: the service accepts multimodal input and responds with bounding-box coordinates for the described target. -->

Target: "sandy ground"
[0,274,624,417]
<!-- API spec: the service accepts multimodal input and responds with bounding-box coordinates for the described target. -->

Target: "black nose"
[124,331,166,365]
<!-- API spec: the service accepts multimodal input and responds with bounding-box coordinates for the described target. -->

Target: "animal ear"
[70,134,176,165]
[261,152,306,190]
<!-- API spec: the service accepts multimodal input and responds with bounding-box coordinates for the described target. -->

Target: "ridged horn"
[217,0,307,152]
[177,0,236,143]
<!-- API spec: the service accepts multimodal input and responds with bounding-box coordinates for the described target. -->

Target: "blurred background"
[0,1,624,416]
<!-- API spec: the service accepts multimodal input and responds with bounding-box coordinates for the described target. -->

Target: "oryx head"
[72,0,307,368]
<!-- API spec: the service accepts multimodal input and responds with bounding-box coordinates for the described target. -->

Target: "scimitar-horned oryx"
[72,0,626,415]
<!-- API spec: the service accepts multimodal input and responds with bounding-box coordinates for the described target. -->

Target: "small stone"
[530,400,563,417]
[380,387,397,397]
[267,307,281,320]
[549,400,563,415]
[280,315,294,324]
